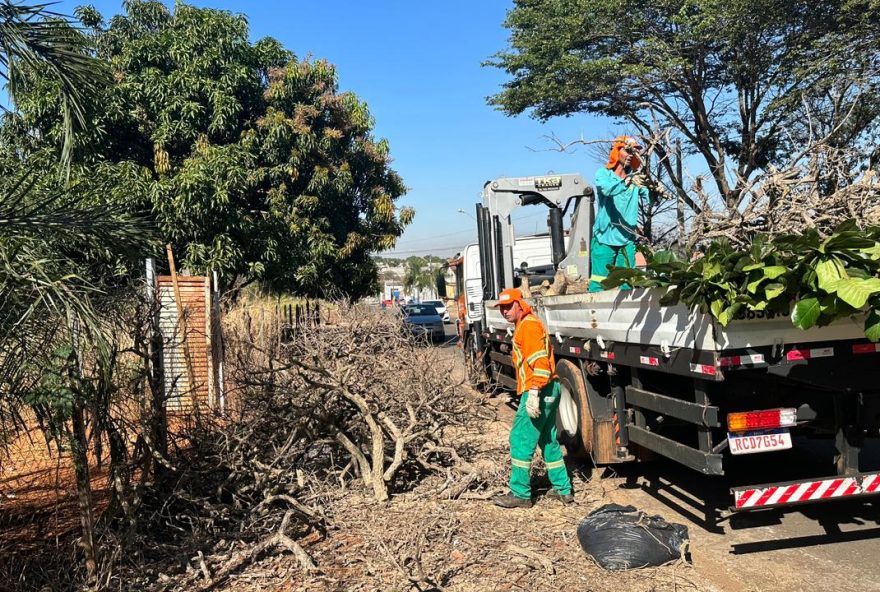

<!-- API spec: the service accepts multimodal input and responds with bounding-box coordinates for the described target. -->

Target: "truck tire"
[555,359,593,457]
[464,333,492,392]
[463,333,480,387]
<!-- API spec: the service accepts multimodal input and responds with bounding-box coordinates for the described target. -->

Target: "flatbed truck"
[451,173,880,512]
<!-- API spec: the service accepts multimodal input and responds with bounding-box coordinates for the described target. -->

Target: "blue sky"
[58,0,627,257]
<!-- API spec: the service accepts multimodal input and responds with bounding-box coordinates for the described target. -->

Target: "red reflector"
[689,363,716,376]
[853,343,880,354]
[786,347,834,361]
[727,408,797,432]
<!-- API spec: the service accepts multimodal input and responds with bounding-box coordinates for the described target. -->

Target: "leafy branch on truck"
[601,220,880,340]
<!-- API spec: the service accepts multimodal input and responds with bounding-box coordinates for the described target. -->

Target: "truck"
[450,173,880,514]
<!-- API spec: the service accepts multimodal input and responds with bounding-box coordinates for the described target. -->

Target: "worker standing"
[491,288,574,508]
[589,136,650,291]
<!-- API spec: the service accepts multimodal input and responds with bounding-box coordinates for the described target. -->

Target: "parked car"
[401,304,445,342]
[421,300,450,323]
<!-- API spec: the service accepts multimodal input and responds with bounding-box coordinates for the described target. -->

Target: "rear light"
[727,408,797,432]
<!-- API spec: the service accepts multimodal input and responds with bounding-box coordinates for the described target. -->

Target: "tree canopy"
[488,0,880,213]
[2,1,412,298]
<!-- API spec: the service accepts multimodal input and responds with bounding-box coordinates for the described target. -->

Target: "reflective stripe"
[512,313,557,391]
[545,459,566,470]
[590,275,607,282]
[511,458,532,469]
[527,350,548,364]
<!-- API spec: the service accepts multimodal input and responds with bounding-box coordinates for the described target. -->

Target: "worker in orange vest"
[490,288,574,508]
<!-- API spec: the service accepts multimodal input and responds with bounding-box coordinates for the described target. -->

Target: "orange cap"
[606,135,643,171]
[489,288,524,308]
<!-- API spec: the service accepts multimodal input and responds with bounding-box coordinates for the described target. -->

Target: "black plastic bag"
[576,503,689,570]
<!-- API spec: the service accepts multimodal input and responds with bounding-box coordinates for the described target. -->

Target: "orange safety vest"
[511,313,556,394]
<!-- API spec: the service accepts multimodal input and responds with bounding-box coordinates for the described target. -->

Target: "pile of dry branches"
[686,150,880,248]
[108,301,480,591]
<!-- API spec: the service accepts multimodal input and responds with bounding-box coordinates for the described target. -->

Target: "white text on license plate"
[728,429,792,455]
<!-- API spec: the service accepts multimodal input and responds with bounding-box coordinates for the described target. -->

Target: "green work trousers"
[508,380,573,499]
[589,237,636,292]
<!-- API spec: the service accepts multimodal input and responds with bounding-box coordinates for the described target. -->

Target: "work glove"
[625,173,648,188]
[525,388,541,419]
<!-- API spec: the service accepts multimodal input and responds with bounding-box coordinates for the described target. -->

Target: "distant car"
[401,304,445,343]
[422,300,450,323]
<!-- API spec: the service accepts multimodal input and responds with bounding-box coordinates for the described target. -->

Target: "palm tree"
[403,256,442,300]
[0,1,134,394]
[0,5,146,581]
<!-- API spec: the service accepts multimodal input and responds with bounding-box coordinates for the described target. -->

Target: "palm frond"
[0,1,109,168]
[0,166,156,396]
[0,173,151,249]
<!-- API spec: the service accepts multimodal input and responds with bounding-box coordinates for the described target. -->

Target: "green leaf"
[718,302,743,326]
[742,262,764,272]
[831,278,880,310]
[792,297,821,330]
[822,231,875,253]
[763,266,787,280]
[659,287,682,306]
[861,244,880,261]
[701,260,722,279]
[650,251,679,265]
[815,257,847,292]
[710,299,724,318]
[866,310,880,342]
[764,282,785,300]
[819,295,840,314]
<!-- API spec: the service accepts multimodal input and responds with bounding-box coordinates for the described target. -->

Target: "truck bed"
[484,288,868,352]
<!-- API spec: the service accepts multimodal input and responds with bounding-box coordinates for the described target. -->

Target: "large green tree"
[488,0,880,214]
[4,1,412,297]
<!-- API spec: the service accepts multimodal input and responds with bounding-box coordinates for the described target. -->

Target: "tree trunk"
[71,399,98,583]
[676,139,686,246]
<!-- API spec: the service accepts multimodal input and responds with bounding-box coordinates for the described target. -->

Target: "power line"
[393,227,476,246]
[379,242,468,256]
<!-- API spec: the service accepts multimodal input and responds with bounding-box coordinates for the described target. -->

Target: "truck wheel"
[464,334,488,390]
[555,359,593,457]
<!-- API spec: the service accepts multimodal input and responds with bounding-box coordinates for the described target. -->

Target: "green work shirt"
[592,167,649,246]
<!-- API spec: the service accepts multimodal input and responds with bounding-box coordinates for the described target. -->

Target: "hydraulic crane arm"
[477,174,594,299]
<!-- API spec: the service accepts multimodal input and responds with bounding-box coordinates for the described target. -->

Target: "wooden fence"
[280,301,321,342]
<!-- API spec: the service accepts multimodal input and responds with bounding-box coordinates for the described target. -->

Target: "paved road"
[432,328,880,591]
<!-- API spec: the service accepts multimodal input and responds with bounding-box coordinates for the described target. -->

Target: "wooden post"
[166,244,199,412]
[205,275,215,410]
[212,270,226,414]
[145,258,167,476]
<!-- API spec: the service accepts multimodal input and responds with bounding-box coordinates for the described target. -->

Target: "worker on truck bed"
[490,288,574,508]
[589,135,649,291]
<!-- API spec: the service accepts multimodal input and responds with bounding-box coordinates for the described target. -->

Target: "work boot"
[492,492,533,508]
[546,489,575,505]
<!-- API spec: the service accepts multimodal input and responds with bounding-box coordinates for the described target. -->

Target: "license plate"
[728,429,792,455]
